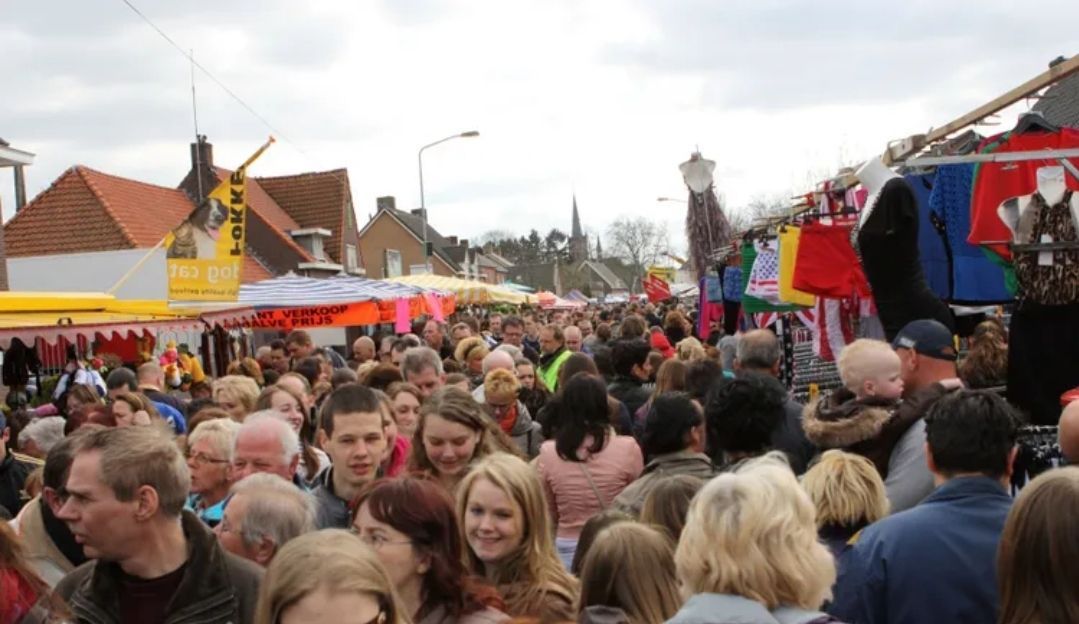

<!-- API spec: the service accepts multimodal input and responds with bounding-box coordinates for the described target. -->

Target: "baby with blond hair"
[837,339,905,401]
[802,339,909,478]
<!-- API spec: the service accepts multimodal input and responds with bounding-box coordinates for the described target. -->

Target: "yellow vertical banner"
[165,138,273,301]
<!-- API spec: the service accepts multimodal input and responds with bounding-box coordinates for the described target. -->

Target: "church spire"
[571,194,583,239]
[595,236,603,259]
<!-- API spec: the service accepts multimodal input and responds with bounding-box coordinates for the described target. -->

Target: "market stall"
[386,274,535,306]
[220,273,456,331]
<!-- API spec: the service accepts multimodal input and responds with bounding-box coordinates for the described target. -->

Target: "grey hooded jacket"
[666,593,840,624]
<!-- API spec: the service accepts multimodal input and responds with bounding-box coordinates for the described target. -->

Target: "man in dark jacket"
[313,384,388,528]
[0,412,41,517]
[734,330,817,474]
[829,390,1018,624]
[607,338,653,434]
[55,425,262,623]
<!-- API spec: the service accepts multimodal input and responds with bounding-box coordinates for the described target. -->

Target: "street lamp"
[418,130,480,272]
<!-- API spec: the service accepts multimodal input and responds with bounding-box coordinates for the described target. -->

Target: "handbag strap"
[577,462,607,510]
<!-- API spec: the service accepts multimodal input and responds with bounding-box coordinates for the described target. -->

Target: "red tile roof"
[256,169,351,263]
[242,253,273,284]
[5,166,193,257]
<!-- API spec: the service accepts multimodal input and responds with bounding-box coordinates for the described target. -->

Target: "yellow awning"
[0,292,217,346]
[385,275,535,305]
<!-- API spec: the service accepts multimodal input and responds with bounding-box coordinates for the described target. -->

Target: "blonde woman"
[668,453,837,624]
[578,523,682,624]
[482,369,542,458]
[212,375,261,422]
[255,529,409,624]
[454,337,490,387]
[801,450,890,559]
[457,453,579,622]
[675,337,707,362]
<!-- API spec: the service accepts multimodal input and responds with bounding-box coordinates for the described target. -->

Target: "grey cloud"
[606,0,1079,110]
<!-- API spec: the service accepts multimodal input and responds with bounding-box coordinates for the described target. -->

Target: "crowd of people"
[0,303,1077,624]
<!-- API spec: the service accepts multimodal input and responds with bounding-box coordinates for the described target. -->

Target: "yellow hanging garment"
[778,226,817,307]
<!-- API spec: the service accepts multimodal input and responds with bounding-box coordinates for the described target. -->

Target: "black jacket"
[607,377,650,437]
[0,450,41,518]
[55,510,263,624]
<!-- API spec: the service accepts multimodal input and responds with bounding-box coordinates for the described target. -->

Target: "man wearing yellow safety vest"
[537,324,573,392]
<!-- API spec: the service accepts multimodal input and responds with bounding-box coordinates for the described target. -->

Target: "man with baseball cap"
[885,318,964,513]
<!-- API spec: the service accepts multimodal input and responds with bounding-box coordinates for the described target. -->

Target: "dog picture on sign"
[167,197,228,259]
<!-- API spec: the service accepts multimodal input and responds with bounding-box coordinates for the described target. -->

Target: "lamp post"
[418,130,480,273]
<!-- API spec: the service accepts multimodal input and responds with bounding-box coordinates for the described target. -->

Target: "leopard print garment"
[1013,191,1079,305]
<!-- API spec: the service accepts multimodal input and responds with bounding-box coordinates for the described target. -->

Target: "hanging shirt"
[721,266,743,302]
[745,240,783,304]
[741,242,804,314]
[968,127,1079,259]
[777,226,817,307]
[907,173,950,300]
[927,165,1011,303]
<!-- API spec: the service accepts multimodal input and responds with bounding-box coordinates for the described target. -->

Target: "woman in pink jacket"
[535,374,644,569]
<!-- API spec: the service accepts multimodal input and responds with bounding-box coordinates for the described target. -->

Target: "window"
[346,244,359,270]
[384,249,402,277]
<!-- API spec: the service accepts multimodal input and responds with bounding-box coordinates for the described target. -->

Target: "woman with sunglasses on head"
[351,477,509,623]
[255,529,408,624]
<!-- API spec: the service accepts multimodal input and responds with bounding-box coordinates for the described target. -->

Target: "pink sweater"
[536,434,643,539]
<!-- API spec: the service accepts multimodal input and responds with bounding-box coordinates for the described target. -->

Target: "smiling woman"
[457,453,579,623]
[407,386,515,494]
[350,477,508,623]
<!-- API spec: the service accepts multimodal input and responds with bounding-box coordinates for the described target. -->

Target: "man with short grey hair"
[231,412,301,486]
[733,329,816,474]
[17,416,66,459]
[215,473,315,567]
[402,346,445,399]
[718,335,739,373]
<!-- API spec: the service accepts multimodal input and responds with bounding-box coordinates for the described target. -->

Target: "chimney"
[410,208,425,217]
[189,135,214,201]
[460,239,469,249]
[376,196,396,212]
[447,236,459,246]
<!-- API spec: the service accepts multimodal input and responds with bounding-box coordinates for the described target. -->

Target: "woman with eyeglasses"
[184,418,241,527]
[255,529,408,624]
[351,477,509,624]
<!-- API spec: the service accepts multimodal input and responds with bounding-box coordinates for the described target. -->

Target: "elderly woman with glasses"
[184,418,242,527]
[351,477,508,624]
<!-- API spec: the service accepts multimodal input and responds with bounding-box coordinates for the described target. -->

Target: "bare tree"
[729,193,791,233]
[476,229,516,247]
[606,217,670,287]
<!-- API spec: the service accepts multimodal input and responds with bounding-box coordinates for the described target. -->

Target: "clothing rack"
[903,147,1079,167]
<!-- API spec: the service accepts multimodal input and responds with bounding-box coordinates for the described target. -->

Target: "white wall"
[9,248,169,299]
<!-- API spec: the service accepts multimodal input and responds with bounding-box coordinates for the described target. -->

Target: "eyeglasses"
[187,452,229,466]
[348,526,413,550]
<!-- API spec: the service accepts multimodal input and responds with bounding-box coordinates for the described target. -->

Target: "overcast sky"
[3,0,1077,256]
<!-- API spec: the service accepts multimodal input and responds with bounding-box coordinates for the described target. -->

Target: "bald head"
[735,330,780,375]
[352,336,375,363]
[564,326,583,353]
[1059,401,1079,462]
[481,349,515,376]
